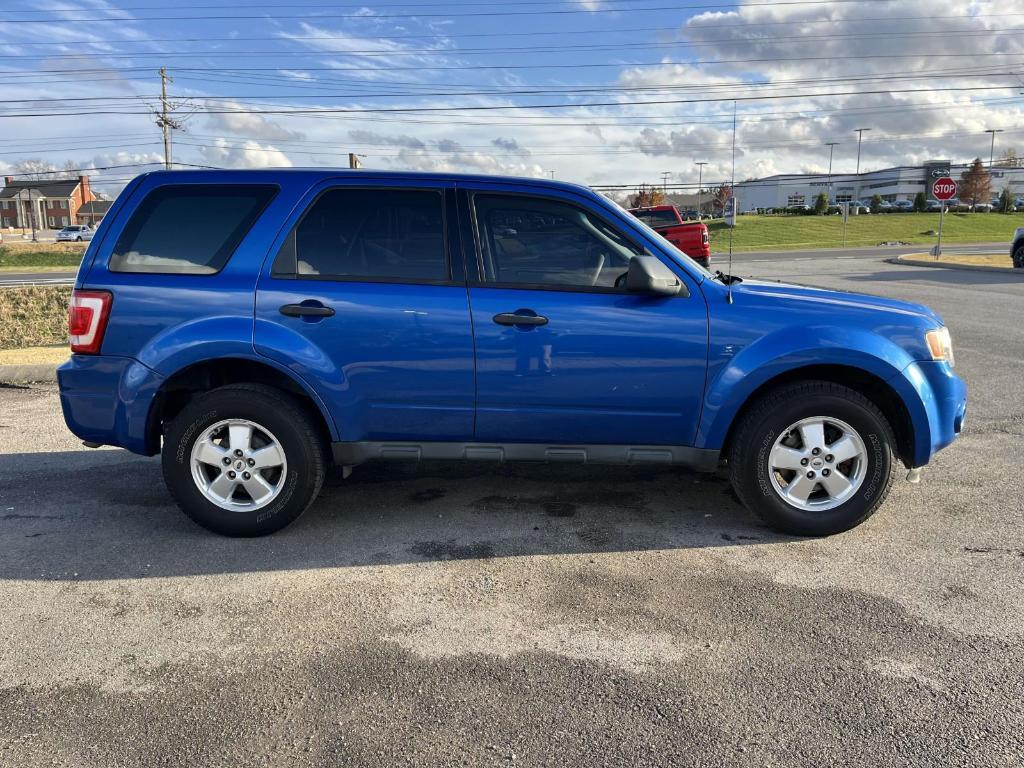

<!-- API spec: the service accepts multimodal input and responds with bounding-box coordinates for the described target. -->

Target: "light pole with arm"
[695,161,707,218]
[825,142,839,205]
[986,129,1004,168]
[854,128,871,201]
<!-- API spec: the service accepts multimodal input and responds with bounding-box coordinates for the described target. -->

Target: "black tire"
[1013,243,1024,269]
[75,236,82,242]
[728,380,897,536]
[161,383,326,536]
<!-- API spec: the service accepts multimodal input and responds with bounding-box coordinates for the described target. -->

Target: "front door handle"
[493,311,548,327]
[280,302,335,318]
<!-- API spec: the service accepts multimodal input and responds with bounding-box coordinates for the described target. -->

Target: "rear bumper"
[891,360,967,467]
[57,354,164,455]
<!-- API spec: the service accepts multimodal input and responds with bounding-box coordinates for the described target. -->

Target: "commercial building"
[735,161,1024,212]
[0,175,97,230]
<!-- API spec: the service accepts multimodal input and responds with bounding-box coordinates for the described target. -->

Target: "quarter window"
[274,188,448,282]
[109,184,277,274]
[473,194,641,290]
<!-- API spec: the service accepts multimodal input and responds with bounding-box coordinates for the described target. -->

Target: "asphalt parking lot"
[1,256,1022,767]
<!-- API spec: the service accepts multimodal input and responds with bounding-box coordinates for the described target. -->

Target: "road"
[1,256,1022,766]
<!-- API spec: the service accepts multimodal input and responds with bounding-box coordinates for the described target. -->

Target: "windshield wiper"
[714,270,743,285]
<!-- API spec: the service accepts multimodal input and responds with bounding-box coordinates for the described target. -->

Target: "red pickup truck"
[628,205,711,268]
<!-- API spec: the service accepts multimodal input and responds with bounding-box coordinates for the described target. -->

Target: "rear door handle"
[280,303,335,318]
[493,312,548,327]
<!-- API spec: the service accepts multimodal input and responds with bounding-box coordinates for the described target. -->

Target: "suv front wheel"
[1013,242,1024,268]
[729,381,897,536]
[162,384,326,536]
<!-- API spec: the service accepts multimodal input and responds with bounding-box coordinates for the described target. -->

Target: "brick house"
[0,175,96,230]
[76,200,113,226]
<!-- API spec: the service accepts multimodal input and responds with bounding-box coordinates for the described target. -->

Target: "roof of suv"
[134,168,595,197]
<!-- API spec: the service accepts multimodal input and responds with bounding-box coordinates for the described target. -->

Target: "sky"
[1,0,1023,198]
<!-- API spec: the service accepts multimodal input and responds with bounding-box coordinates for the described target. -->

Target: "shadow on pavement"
[847,265,1024,286]
[0,450,785,581]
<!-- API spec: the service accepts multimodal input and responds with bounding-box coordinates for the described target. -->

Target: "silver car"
[56,225,94,242]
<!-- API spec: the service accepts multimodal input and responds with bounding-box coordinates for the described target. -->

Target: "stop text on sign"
[932,177,957,201]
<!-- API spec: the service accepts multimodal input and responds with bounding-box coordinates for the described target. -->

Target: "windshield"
[631,208,680,227]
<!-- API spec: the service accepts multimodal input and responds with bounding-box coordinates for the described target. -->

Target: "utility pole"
[157,67,180,170]
[695,161,707,219]
[825,142,839,205]
[661,171,671,192]
[348,153,362,169]
[985,129,1004,168]
[547,170,555,179]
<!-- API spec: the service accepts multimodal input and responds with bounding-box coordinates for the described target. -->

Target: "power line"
[0,84,1017,118]
[0,0,907,23]
[5,67,1018,104]
[5,51,1024,80]
[4,28,1020,61]
[6,12,1021,47]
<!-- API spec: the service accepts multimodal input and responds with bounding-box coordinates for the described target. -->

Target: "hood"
[732,278,943,326]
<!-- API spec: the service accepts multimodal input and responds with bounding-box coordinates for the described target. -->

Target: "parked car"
[58,170,966,538]
[892,200,914,212]
[56,225,94,242]
[925,199,943,212]
[680,209,700,221]
[1012,227,1024,268]
[1014,198,1024,212]
[627,204,711,268]
[945,198,969,212]
[972,202,994,213]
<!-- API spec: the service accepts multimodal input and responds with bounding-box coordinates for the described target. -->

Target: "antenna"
[726,100,737,304]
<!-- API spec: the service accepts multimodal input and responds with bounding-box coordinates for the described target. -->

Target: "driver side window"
[473,194,642,290]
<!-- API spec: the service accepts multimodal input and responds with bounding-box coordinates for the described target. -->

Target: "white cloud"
[198,139,294,169]
[203,103,306,142]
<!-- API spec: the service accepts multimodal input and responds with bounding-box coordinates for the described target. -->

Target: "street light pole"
[985,129,1004,168]
[825,142,839,204]
[854,128,871,174]
[695,161,707,219]
[854,128,871,201]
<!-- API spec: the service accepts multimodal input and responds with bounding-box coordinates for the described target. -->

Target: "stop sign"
[932,177,957,200]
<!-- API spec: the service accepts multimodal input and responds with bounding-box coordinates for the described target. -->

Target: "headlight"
[925,327,954,366]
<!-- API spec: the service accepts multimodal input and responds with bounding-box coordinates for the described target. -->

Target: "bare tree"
[9,158,82,181]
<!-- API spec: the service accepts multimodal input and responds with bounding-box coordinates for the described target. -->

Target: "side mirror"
[626,256,685,297]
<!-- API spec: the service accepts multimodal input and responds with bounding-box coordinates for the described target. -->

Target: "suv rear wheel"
[729,381,897,536]
[161,384,326,536]
[1013,242,1024,269]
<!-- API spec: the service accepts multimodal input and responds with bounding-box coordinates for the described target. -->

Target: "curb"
[0,363,59,384]
[890,255,1024,275]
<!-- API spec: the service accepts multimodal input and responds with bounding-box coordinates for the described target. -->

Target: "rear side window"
[273,188,448,282]
[109,184,277,274]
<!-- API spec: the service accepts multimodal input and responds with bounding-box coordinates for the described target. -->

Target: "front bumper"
[891,360,967,467]
[57,354,164,455]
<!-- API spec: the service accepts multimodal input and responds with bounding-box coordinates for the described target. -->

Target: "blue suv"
[59,170,966,537]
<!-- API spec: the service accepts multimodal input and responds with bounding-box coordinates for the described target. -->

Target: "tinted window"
[631,208,679,227]
[473,194,641,289]
[109,184,277,274]
[276,188,447,281]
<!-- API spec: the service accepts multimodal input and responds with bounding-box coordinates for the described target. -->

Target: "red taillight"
[68,289,112,355]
